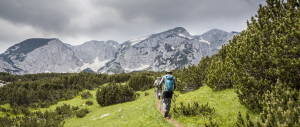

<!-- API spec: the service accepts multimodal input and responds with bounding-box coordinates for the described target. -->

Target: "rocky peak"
[200,29,231,43]
[151,27,191,39]
[0,27,237,74]
[3,38,55,55]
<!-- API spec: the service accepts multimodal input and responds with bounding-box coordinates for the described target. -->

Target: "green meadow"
[172,86,258,127]
[24,85,257,127]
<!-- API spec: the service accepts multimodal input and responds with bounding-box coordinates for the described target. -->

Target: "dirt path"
[155,100,184,127]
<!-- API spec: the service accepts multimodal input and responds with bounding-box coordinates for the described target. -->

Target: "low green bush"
[81,91,92,99]
[235,112,255,127]
[0,117,15,127]
[55,104,73,118]
[235,82,300,127]
[85,100,93,106]
[11,106,30,115]
[76,108,89,118]
[96,83,135,106]
[172,102,215,117]
[0,110,65,127]
[174,56,212,91]
[135,92,141,98]
[205,57,234,91]
[72,106,79,111]
[205,118,219,127]
[128,75,154,91]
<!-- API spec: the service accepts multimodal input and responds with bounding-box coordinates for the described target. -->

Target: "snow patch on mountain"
[178,33,193,39]
[0,27,238,74]
[198,38,211,45]
[124,64,150,72]
[80,57,110,72]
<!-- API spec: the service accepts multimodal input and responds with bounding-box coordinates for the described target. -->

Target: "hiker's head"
[157,77,161,80]
[166,71,172,75]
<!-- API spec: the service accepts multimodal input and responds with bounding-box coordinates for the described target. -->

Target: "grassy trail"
[1,85,256,127]
[156,100,183,127]
[41,88,173,127]
[172,85,258,127]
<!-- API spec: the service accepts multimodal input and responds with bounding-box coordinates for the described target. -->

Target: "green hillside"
[38,88,172,127]
[31,85,256,127]
[172,86,257,127]
[0,1,298,126]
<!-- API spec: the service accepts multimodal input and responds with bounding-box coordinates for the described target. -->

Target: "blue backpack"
[163,75,175,92]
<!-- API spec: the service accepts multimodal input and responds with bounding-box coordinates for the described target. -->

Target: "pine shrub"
[0,117,15,127]
[128,75,154,91]
[0,110,65,127]
[96,83,136,106]
[108,73,131,83]
[0,73,109,107]
[257,81,300,127]
[174,56,212,91]
[205,118,219,127]
[76,108,89,118]
[72,106,80,111]
[172,102,215,117]
[85,100,93,106]
[227,0,300,111]
[81,91,92,99]
[55,104,73,118]
[230,0,300,126]
[205,56,235,90]
[235,112,255,127]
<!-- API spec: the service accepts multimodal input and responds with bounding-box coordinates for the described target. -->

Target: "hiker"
[153,77,162,99]
[159,71,176,118]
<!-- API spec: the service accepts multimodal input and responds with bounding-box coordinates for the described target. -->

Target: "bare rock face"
[72,40,120,72]
[0,27,237,74]
[98,27,237,74]
[0,38,82,74]
[0,38,120,74]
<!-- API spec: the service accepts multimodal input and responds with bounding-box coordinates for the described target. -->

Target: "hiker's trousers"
[162,91,173,116]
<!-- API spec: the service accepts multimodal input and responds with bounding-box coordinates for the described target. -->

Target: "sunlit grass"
[172,85,258,127]
[1,84,258,127]
[37,86,172,127]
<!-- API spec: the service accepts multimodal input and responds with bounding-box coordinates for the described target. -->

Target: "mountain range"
[0,27,238,74]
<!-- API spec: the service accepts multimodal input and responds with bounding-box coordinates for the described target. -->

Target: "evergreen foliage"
[55,104,74,118]
[205,54,235,90]
[0,104,80,127]
[257,81,300,127]
[0,73,109,107]
[174,56,212,91]
[96,83,136,106]
[128,75,154,91]
[175,0,299,125]
[76,108,89,118]
[235,112,255,127]
[205,118,220,127]
[85,101,93,106]
[172,102,215,117]
[81,91,92,99]
[226,0,300,111]
[108,73,131,83]
[237,82,300,127]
